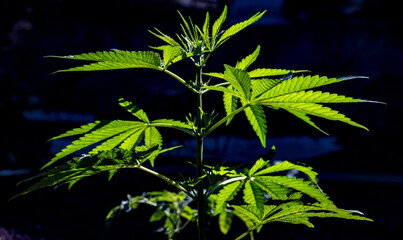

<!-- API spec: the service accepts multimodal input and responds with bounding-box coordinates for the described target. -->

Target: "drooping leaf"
[242,102,267,147]
[50,50,162,72]
[215,180,244,216]
[218,210,233,235]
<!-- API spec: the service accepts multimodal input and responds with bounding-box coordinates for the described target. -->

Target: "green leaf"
[253,180,291,200]
[151,119,193,130]
[285,109,328,135]
[243,180,266,217]
[203,72,224,79]
[223,85,239,125]
[248,158,267,176]
[48,120,112,141]
[50,50,162,72]
[160,45,184,68]
[118,97,150,123]
[255,176,333,205]
[202,85,243,99]
[232,205,260,223]
[215,180,244,216]
[248,68,308,78]
[254,161,319,185]
[270,102,368,131]
[242,102,267,147]
[235,45,260,70]
[212,6,227,47]
[149,28,181,48]
[202,11,211,49]
[119,126,147,151]
[145,127,162,147]
[256,75,365,100]
[224,65,251,100]
[218,210,233,235]
[216,10,266,48]
[43,120,147,169]
[251,79,283,99]
[257,90,366,104]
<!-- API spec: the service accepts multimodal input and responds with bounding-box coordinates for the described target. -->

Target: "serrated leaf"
[151,119,193,130]
[254,161,319,185]
[258,90,366,104]
[160,45,183,67]
[43,121,146,169]
[223,85,239,125]
[243,180,266,217]
[224,65,251,100]
[203,72,224,79]
[212,6,227,47]
[215,10,266,48]
[248,68,307,78]
[232,205,261,223]
[236,45,260,70]
[243,102,267,147]
[145,127,162,147]
[149,28,181,48]
[251,78,283,99]
[50,50,162,72]
[271,102,368,131]
[285,109,328,135]
[118,97,149,123]
[48,120,112,141]
[248,158,267,176]
[219,210,233,235]
[215,180,244,216]
[256,75,365,100]
[119,126,147,151]
[255,176,333,205]
[254,180,291,200]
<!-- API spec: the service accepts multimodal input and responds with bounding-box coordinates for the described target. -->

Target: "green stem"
[137,165,193,198]
[163,69,198,94]
[195,64,206,240]
[202,103,250,137]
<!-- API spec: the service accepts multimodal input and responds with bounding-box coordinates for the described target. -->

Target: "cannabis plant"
[15,6,379,240]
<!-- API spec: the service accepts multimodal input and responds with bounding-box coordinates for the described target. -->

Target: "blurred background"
[1,0,402,239]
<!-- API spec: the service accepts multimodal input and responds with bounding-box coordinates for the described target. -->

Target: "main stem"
[196,63,206,240]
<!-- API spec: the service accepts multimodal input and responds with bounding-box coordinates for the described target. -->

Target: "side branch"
[138,165,194,198]
[162,69,198,94]
[202,104,250,137]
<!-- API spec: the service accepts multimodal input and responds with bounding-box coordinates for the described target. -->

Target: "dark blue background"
[1,0,401,239]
